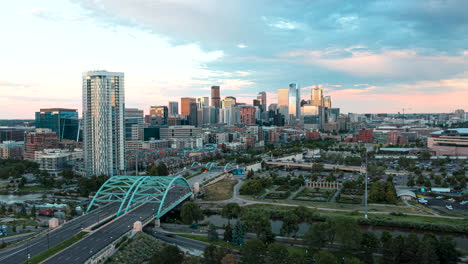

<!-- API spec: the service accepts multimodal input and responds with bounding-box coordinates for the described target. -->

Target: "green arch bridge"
[86,175,193,219]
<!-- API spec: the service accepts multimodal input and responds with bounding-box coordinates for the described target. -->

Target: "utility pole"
[364,150,368,219]
[135,151,139,176]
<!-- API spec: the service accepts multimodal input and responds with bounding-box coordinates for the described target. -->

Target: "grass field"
[240,195,428,215]
[203,179,237,201]
[244,204,468,233]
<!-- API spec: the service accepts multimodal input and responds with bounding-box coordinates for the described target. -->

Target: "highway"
[44,187,189,264]
[0,202,119,264]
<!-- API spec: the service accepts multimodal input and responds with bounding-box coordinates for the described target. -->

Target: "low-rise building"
[427,128,468,156]
[0,141,24,159]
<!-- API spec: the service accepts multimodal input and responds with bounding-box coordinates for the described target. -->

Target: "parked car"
[435,196,444,200]
[445,205,453,210]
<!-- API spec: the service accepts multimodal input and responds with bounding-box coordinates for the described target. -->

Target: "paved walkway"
[287,186,304,200]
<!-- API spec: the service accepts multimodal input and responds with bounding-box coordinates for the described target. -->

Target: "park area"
[264,184,300,200]
[203,179,237,201]
[293,188,336,202]
[336,186,363,204]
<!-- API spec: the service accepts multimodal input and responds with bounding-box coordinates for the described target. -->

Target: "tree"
[420,151,431,161]
[221,203,241,221]
[436,236,459,264]
[334,218,362,251]
[204,245,230,264]
[266,243,289,264]
[315,250,337,264]
[401,233,419,264]
[382,235,405,264]
[62,168,75,180]
[30,205,36,217]
[150,245,184,264]
[280,213,300,239]
[208,224,219,241]
[416,174,425,185]
[424,178,432,188]
[416,234,439,264]
[223,223,233,243]
[345,257,364,264]
[180,202,204,224]
[434,175,442,185]
[360,232,380,264]
[241,239,267,264]
[305,219,335,252]
[156,162,169,176]
[232,221,245,246]
[241,212,273,243]
[407,176,415,187]
[380,231,392,244]
[312,163,324,173]
[221,253,237,264]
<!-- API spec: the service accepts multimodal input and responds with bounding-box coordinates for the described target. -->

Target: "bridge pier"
[154,218,161,228]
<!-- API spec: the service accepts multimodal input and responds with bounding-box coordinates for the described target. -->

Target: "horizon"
[1,0,467,118]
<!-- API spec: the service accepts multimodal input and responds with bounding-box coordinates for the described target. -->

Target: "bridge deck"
[0,203,119,264]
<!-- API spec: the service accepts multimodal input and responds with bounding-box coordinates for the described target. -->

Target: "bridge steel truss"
[86,176,193,219]
[206,162,218,171]
[223,163,235,172]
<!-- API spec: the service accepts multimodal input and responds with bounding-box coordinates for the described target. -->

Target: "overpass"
[0,175,192,264]
[265,161,365,173]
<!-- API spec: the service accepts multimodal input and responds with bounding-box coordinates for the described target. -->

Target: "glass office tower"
[288,83,301,122]
[35,108,79,141]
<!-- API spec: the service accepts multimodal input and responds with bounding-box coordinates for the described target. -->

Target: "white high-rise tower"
[83,70,125,176]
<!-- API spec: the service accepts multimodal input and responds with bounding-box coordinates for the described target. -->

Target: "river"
[203,214,468,250]
[0,194,43,205]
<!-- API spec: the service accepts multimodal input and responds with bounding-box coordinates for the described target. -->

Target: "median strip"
[23,232,86,264]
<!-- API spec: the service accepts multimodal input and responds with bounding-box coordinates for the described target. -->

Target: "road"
[147,228,209,254]
[0,203,119,264]
[0,231,42,244]
[187,170,224,186]
[44,187,189,264]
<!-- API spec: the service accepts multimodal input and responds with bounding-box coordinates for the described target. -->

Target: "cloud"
[282,49,468,80]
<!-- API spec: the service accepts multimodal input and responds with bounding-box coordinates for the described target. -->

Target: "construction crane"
[398,107,412,125]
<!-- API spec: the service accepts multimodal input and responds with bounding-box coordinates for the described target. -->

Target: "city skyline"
[1,0,468,118]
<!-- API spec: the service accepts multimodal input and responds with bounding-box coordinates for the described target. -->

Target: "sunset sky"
[1,0,467,118]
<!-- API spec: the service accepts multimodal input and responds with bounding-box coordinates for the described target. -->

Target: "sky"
[1,0,468,118]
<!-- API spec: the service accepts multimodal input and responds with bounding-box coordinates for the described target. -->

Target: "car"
[448,198,455,202]
[446,205,453,210]
[435,196,444,199]
[460,201,468,205]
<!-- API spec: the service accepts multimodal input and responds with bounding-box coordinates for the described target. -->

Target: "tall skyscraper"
[181,97,196,116]
[197,97,209,108]
[35,108,79,141]
[277,88,289,108]
[222,96,236,108]
[257,91,267,112]
[288,83,301,120]
[125,108,144,140]
[211,86,221,108]
[82,70,125,176]
[188,102,198,126]
[323,96,332,108]
[311,86,323,107]
[168,101,179,116]
[148,106,168,126]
